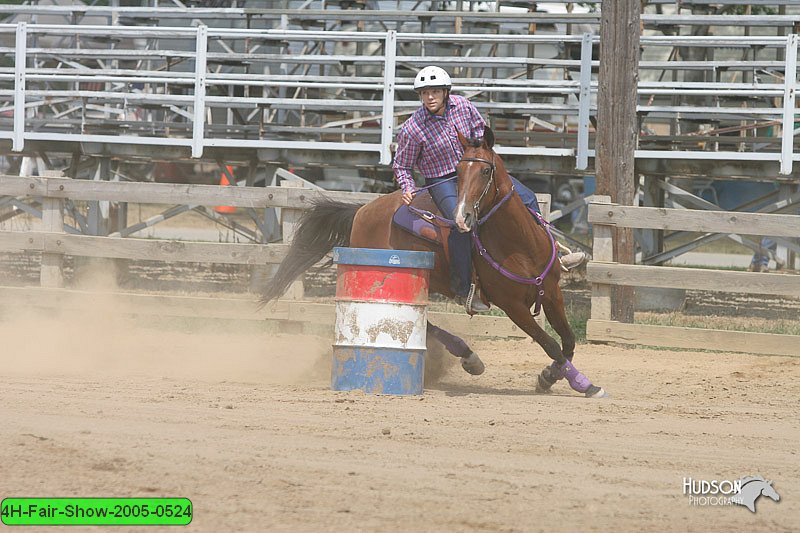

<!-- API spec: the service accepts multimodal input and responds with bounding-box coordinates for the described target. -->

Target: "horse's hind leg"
[426,321,485,375]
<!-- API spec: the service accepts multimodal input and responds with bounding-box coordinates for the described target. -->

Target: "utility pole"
[595,0,641,323]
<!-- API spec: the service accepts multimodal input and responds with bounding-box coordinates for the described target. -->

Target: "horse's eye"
[482,167,491,176]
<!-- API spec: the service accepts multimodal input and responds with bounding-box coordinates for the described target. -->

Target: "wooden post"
[40,174,65,288]
[776,183,796,269]
[640,175,664,262]
[278,179,306,334]
[589,196,613,322]
[249,161,276,293]
[88,157,110,237]
[79,157,114,287]
[280,179,305,301]
[595,0,640,323]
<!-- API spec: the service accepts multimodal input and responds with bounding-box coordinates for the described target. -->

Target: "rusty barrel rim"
[333,247,435,270]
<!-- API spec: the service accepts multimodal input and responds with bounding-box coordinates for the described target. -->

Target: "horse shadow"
[427,381,577,398]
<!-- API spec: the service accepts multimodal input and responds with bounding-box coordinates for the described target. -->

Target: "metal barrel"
[331,247,435,395]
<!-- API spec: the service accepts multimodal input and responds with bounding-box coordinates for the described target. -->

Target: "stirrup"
[556,241,573,256]
[560,251,587,271]
[461,283,490,315]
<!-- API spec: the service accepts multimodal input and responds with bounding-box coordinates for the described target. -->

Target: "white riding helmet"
[414,66,452,91]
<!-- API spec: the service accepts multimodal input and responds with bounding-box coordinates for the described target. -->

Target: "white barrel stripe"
[334,301,427,350]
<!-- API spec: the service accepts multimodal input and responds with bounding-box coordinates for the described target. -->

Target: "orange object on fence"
[214,165,237,214]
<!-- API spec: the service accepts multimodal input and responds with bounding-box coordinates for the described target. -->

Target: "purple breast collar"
[471,206,558,317]
[406,181,558,317]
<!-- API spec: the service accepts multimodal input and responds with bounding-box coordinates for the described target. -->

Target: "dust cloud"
[1,260,458,387]
[423,340,457,386]
[1,261,331,385]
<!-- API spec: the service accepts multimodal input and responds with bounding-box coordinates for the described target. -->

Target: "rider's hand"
[402,189,415,205]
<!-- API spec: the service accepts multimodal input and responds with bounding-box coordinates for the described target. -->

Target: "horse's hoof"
[584,385,609,399]
[535,374,554,394]
[460,352,485,375]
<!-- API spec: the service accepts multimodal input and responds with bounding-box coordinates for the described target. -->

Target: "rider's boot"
[445,224,490,315]
[556,241,587,271]
[455,283,491,315]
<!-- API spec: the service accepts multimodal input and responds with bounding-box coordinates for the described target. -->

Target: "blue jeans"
[750,237,776,269]
[426,175,541,296]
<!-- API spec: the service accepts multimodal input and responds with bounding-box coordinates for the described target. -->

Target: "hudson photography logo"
[683,476,781,512]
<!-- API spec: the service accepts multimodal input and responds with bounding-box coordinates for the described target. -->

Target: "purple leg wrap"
[427,323,472,358]
[558,360,592,393]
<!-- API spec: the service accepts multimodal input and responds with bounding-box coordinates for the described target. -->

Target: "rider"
[392,65,586,314]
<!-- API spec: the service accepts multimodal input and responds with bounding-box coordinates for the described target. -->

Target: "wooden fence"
[0,174,552,339]
[587,195,800,357]
[9,175,798,354]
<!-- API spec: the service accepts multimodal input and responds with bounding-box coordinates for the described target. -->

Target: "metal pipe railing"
[1,24,797,173]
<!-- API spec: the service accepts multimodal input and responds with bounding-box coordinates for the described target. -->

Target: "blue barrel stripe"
[332,347,425,395]
[333,247,435,269]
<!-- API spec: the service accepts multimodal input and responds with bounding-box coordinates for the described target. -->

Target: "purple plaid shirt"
[393,95,486,193]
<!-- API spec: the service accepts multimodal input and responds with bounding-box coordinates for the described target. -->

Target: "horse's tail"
[258,198,362,308]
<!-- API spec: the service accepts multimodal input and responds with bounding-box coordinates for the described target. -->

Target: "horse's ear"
[483,127,495,149]
[457,130,469,149]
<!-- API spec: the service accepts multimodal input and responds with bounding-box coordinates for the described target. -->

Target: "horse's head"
[735,476,781,512]
[761,481,781,502]
[454,127,503,233]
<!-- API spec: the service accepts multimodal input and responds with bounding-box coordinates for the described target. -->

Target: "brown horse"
[260,128,605,398]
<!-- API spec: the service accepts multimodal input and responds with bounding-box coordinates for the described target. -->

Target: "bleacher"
[0,1,797,185]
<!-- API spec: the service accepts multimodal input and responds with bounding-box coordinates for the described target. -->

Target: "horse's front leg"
[426,321,485,375]
[500,302,605,398]
[535,283,576,394]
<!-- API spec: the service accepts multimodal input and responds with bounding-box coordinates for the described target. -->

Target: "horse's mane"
[740,476,768,487]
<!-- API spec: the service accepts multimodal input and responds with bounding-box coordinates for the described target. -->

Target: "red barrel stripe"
[335,264,430,304]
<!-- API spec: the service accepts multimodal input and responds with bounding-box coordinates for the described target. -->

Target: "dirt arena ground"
[1,299,798,533]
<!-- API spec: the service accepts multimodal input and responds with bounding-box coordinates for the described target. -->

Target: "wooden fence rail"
[0,175,379,208]
[587,195,800,357]
[0,175,376,273]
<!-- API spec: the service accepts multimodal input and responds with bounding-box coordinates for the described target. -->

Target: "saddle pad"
[392,204,442,246]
